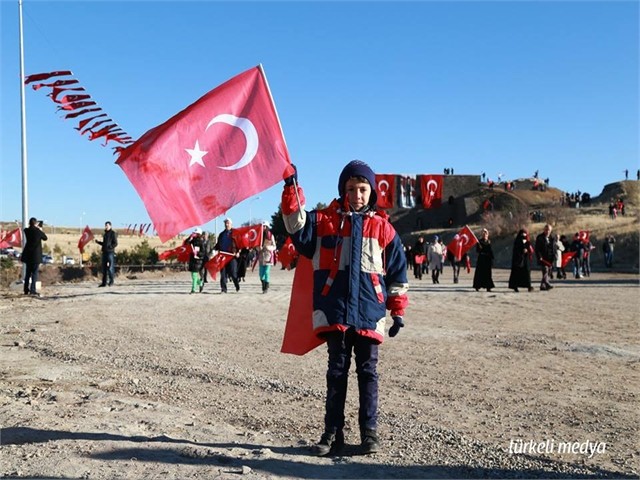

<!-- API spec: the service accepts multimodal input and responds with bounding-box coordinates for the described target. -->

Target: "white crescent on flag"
[207,114,259,171]
[427,179,438,196]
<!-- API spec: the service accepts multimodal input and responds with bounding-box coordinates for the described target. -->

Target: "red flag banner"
[116,66,292,242]
[75,113,108,131]
[64,107,102,119]
[579,230,590,243]
[561,251,576,268]
[420,174,444,209]
[375,174,395,209]
[0,228,22,249]
[281,256,325,355]
[205,252,235,280]
[24,70,73,84]
[77,226,94,253]
[158,242,191,263]
[414,254,426,265]
[232,224,263,249]
[57,100,97,112]
[58,94,92,105]
[277,236,298,270]
[32,79,79,90]
[50,86,85,103]
[446,225,479,261]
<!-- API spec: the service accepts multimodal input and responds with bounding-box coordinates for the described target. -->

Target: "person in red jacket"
[282,160,409,456]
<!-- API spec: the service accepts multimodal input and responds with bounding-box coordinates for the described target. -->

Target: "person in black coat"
[535,224,555,291]
[508,229,534,292]
[95,221,118,287]
[473,228,495,291]
[187,228,205,293]
[21,217,48,295]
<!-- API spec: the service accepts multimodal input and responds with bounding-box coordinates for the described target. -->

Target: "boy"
[282,160,409,456]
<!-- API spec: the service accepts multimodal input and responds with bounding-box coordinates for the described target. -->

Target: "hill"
[396,179,639,273]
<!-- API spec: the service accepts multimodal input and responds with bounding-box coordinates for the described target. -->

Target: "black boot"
[361,429,380,454]
[264,281,269,293]
[311,430,344,456]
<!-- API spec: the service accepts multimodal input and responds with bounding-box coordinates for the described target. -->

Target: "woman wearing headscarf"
[473,228,495,292]
[508,229,534,292]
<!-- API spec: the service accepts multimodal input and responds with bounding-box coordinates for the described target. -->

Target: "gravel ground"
[0,267,638,479]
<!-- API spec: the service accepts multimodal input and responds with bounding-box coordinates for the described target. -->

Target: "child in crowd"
[281,160,409,456]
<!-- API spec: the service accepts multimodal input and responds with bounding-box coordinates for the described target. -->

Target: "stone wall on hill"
[389,174,482,235]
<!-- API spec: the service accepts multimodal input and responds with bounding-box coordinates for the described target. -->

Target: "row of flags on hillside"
[124,223,154,236]
[24,70,134,150]
[374,174,444,210]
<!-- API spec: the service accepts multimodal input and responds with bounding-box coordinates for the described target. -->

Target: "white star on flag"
[186,140,208,168]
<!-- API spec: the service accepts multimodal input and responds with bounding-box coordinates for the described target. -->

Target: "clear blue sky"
[1,0,638,239]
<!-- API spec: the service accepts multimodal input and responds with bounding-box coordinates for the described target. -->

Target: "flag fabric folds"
[231,224,263,249]
[116,66,292,242]
[77,226,94,253]
[446,225,478,261]
[0,228,22,249]
[374,174,395,209]
[280,256,325,355]
[205,252,235,280]
[420,174,444,209]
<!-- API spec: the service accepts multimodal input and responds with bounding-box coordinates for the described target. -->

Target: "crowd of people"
[404,225,616,293]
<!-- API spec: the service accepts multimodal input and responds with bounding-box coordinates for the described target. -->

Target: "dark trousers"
[324,329,379,433]
[101,251,115,285]
[413,263,422,279]
[220,258,239,292]
[24,262,40,294]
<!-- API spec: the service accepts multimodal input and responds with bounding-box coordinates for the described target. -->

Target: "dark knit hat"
[338,160,377,206]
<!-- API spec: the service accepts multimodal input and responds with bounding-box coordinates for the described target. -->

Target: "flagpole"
[18,0,29,281]
[257,64,303,210]
[257,64,288,150]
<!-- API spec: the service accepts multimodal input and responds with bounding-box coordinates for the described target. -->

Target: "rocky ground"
[0,267,638,479]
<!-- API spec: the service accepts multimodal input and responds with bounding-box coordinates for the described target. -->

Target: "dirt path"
[1,268,638,479]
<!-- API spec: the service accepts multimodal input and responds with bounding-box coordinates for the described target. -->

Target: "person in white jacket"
[427,235,444,284]
[258,222,276,293]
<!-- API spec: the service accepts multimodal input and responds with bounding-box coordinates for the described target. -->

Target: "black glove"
[284,164,298,186]
[388,316,404,337]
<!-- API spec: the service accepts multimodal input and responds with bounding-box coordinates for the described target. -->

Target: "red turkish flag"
[420,174,444,209]
[579,230,590,243]
[277,236,298,270]
[446,225,478,261]
[561,251,576,268]
[281,256,325,355]
[158,242,191,263]
[232,224,263,249]
[116,66,292,242]
[204,252,235,280]
[0,228,22,249]
[24,70,73,85]
[375,174,395,209]
[77,226,94,253]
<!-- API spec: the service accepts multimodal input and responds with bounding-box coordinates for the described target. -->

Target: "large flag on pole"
[77,226,94,253]
[116,65,293,242]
